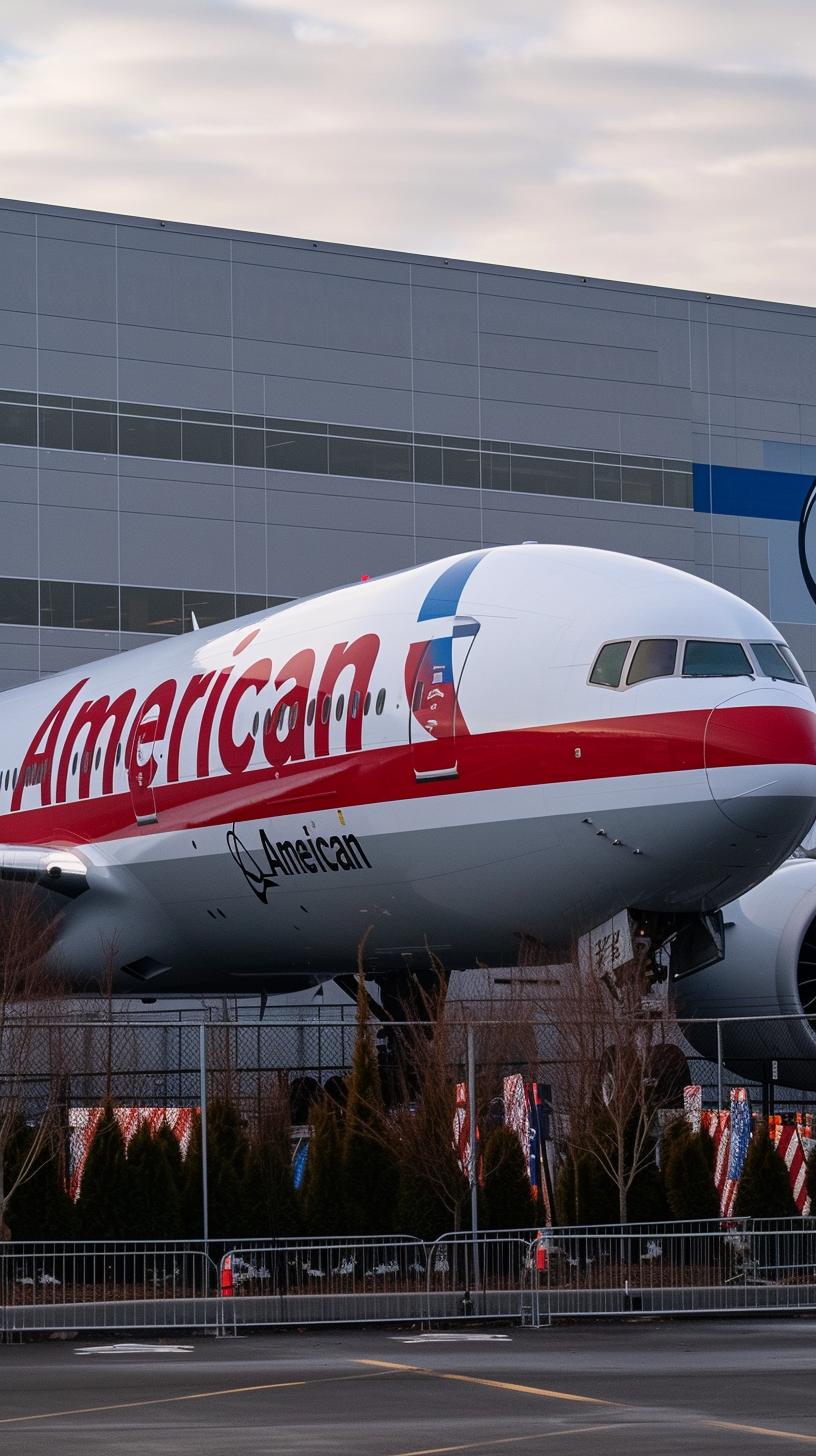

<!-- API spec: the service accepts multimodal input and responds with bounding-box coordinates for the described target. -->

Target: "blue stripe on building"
[693,464,815,522]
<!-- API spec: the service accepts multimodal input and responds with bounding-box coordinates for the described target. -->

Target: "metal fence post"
[716,1019,723,1112]
[199,1022,209,1248]
[467,1024,480,1297]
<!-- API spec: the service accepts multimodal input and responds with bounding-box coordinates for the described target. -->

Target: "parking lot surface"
[2,1319,816,1453]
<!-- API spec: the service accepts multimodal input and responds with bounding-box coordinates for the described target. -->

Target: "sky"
[1,0,816,304]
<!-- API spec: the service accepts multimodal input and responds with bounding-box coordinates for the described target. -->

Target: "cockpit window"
[589,640,630,688]
[750,641,798,683]
[778,644,807,685]
[683,640,752,677]
[626,638,677,686]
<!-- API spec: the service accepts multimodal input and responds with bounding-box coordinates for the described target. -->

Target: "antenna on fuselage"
[190,611,200,631]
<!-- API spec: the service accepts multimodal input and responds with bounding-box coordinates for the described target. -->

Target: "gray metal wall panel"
[37,237,116,323]
[37,214,117,248]
[734,395,801,435]
[235,483,265,525]
[118,324,233,371]
[0,461,37,504]
[236,338,412,392]
[478,399,620,450]
[234,521,267,593]
[738,568,771,615]
[119,513,235,591]
[0,230,35,312]
[234,239,409,286]
[37,315,117,358]
[734,327,816,403]
[117,226,231,262]
[38,504,119,581]
[0,344,36,388]
[265,524,413,597]
[233,371,265,415]
[618,414,694,458]
[0,504,37,575]
[707,394,738,428]
[0,669,38,690]
[121,457,233,486]
[39,462,116,511]
[233,263,411,357]
[412,359,478,399]
[412,390,480,436]
[262,375,412,431]
[37,347,118,399]
[735,436,765,469]
[39,642,119,674]
[117,246,232,334]
[411,284,477,365]
[480,333,659,384]
[479,291,658,347]
[0,206,35,236]
[266,479,414,536]
[0,639,41,669]
[0,309,36,348]
[480,367,689,420]
[117,358,233,411]
[267,470,413,508]
[118,476,232,521]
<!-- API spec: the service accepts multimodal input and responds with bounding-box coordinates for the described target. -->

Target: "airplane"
[1,542,815,999]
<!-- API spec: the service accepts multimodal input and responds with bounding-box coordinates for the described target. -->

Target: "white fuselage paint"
[0,544,815,992]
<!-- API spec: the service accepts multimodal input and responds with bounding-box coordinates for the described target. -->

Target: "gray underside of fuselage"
[48,792,808,994]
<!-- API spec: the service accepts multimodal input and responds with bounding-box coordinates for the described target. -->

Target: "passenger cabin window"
[589,641,630,688]
[683,641,752,677]
[626,639,677,686]
[751,641,798,683]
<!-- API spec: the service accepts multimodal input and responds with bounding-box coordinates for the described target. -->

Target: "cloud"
[0,0,815,303]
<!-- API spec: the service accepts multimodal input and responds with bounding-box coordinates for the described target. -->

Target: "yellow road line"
[708,1419,816,1444]
[355,1358,618,1405]
[360,1358,816,1446]
[0,1379,307,1425]
[386,1422,631,1455]
[0,1367,387,1426]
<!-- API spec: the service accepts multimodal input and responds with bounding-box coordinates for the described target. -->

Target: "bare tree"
[538,945,678,1223]
[0,885,65,1239]
[384,960,472,1233]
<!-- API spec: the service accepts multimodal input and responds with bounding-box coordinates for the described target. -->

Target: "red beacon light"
[360,575,370,582]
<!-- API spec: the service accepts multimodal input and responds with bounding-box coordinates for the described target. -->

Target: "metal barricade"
[425,1230,537,1325]
[0,1241,219,1337]
[5,1222,816,1334]
[216,1235,429,1329]
[540,1218,816,1318]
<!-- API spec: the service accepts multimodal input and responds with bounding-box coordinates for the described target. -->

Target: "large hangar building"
[1,196,816,692]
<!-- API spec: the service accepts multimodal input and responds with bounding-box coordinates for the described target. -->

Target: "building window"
[0,387,694,509]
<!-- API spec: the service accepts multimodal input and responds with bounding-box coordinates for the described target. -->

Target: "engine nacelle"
[674,857,816,1090]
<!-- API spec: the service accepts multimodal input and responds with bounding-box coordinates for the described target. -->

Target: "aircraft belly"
[59,768,802,990]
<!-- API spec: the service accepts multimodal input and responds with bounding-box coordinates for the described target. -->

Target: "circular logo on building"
[798,479,816,608]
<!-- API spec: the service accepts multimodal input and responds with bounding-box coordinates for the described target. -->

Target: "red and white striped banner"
[68,1106,196,1200]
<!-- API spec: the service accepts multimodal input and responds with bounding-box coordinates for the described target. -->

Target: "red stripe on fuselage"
[2,703,815,849]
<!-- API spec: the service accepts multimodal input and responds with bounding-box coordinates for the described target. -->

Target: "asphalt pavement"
[1,1319,816,1454]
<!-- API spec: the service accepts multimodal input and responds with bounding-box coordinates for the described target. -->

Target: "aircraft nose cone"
[704,687,816,839]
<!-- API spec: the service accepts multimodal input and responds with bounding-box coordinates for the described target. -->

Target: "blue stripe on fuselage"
[418,551,489,621]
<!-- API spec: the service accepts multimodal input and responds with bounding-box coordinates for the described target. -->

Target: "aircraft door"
[408,615,480,782]
[128,706,161,826]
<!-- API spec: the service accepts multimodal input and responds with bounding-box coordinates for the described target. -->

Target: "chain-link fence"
[6,1006,816,1123]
